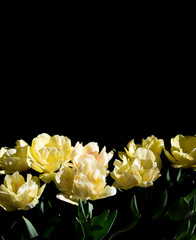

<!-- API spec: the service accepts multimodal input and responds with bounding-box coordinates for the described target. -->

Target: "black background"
[0,0,195,155]
[0,16,195,239]
[1,13,195,149]
[1,56,194,151]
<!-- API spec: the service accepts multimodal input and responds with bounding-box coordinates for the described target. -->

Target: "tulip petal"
[93,186,117,200]
[142,135,164,156]
[56,193,78,205]
[164,148,177,164]
[39,173,56,183]
[0,191,16,211]
[83,142,99,156]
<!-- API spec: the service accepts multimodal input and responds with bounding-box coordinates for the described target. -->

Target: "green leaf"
[172,216,196,240]
[166,169,173,187]
[41,226,56,239]
[78,199,94,222]
[185,188,196,203]
[48,200,52,209]
[189,215,196,236]
[194,195,196,213]
[87,202,94,219]
[78,199,88,224]
[76,200,117,240]
[117,188,123,193]
[168,197,191,221]
[74,217,86,240]
[88,209,118,240]
[10,221,16,230]
[75,200,95,240]
[130,195,140,215]
[166,169,171,181]
[40,199,44,214]
[20,234,25,240]
[109,214,140,240]
[22,216,39,239]
[176,169,182,182]
[189,234,196,240]
[173,220,190,240]
[109,195,141,239]
[152,190,168,221]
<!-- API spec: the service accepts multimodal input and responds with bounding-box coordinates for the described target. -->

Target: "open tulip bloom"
[0,133,196,239]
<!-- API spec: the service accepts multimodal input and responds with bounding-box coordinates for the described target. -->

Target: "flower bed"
[0,134,196,239]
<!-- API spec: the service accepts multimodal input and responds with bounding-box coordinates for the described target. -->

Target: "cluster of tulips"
[0,133,196,239]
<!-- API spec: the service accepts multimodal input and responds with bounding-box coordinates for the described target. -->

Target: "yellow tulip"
[164,134,196,168]
[28,133,71,182]
[0,140,30,174]
[0,171,46,211]
[55,142,116,205]
[69,141,113,169]
[111,135,164,190]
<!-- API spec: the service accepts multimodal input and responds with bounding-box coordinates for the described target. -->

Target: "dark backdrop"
[1,65,194,151]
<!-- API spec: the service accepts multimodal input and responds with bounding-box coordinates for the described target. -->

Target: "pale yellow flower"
[164,134,196,169]
[111,135,164,190]
[0,171,46,211]
[55,142,116,205]
[70,142,113,169]
[28,133,71,182]
[0,140,30,174]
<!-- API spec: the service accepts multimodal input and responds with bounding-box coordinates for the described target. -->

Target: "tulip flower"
[164,134,196,169]
[55,142,116,205]
[0,140,30,174]
[27,133,71,182]
[111,136,164,190]
[0,171,46,211]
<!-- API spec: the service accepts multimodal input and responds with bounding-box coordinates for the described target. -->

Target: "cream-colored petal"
[164,148,177,164]
[18,198,38,210]
[155,156,162,170]
[4,172,25,193]
[127,140,137,157]
[40,173,56,183]
[27,159,45,173]
[141,168,160,182]
[135,148,155,162]
[113,174,141,190]
[83,142,99,156]
[0,191,17,211]
[124,148,133,159]
[92,186,116,200]
[31,133,51,151]
[142,135,164,156]
[171,135,182,152]
[190,148,196,159]
[172,151,194,164]
[118,151,128,161]
[96,147,113,167]
[69,142,83,161]
[55,165,75,193]
[15,139,28,148]
[0,147,7,158]
[46,135,71,158]
[37,184,46,198]
[56,193,78,206]
[176,135,196,154]
[72,176,97,200]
